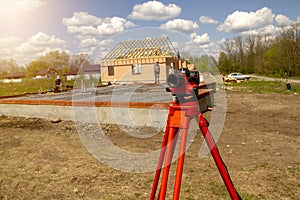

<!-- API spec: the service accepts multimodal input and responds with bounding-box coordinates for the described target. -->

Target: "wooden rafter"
[102,36,177,61]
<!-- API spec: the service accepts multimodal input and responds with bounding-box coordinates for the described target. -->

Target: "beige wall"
[100,57,187,83]
[101,63,168,83]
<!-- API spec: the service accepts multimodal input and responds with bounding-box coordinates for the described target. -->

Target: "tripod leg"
[158,127,179,200]
[150,116,171,200]
[173,127,189,200]
[198,113,242,200]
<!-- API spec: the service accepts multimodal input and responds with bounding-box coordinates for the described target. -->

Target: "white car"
[228,73,250,80]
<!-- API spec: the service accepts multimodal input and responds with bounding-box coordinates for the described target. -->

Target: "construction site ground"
[0,91,299,199]
[1,84,171,103]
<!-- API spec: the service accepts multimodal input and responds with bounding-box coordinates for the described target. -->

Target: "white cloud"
[125,21,137,28]
[128,0,181,21]
[67,17,135,37]
[63,12,103,36]
[240,25,279,36]
[0,32,67,65]
[160,19,199,33]
[97,17,137,37]
[98,39,115,50]
[217,7,275,32]
[275,14,294,26]
[63,12,137,53]
[190,33,210,44]
[91,39,116,60]
[199,16,218,24]
[0,0,46,20]
[182,40,220,58]
[184,34,218,57]
[0,37,22,58]
[79,38,98,49]
[63,12,137,38]
[66,26,99,36]
[199,42,220,57]
[77,38,116,58]
[17,32,66,54]
[62,12,102,26]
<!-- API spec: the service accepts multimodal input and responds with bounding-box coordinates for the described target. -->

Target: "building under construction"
[101,36,187,83]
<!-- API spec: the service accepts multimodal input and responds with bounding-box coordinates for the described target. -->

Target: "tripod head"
[166,68,200,103]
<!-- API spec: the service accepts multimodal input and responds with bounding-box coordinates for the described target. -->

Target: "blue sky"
[0,0,299,65]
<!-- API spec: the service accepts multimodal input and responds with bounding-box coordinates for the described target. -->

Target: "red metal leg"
[150,119,170,200]
[198,113,241,200]
[173,128,189,200]
[158,127,179,200]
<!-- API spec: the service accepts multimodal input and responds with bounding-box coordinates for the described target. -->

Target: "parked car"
[228,73,250,80]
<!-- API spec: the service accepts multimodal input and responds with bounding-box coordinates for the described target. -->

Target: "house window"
[108,66,114,76]
[132,64,142,75]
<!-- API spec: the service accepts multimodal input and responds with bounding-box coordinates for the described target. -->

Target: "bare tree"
[0,59,22,78]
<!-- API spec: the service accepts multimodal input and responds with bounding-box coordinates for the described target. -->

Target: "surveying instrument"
[150,68,242,200]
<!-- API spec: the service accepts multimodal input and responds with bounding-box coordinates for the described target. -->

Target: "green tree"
[220,35,274,75]
[39,50,70,73]
[218,52,232,74]
[188,55,218,74]
[276,23,300,76]
[26,60,48,77]
[244,35,256,73]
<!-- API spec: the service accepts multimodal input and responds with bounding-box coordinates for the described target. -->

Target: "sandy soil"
[0,92,299,200]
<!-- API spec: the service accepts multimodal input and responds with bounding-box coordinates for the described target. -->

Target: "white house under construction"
[100,36,187,83]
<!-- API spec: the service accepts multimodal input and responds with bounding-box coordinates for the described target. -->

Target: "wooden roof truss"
[102,36,177,61]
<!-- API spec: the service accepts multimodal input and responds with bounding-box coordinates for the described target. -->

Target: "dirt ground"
[0,92,299,200]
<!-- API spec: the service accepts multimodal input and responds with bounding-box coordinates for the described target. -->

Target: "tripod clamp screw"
[198,115,209,128]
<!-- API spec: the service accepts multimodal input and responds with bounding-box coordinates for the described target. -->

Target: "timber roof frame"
[102,36,177,61]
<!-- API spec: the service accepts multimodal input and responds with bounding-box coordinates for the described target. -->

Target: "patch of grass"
[226,80,300,94]
[0,78,55,96]
[209,182,228,197]
[0,78,75,96]
[0,78,102,97]
[291,76,300,80]
[287,165,299,176]
[240,193,267,200]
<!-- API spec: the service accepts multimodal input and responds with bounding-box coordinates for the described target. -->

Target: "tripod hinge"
[198,114,209,128]
[169,110,190,129]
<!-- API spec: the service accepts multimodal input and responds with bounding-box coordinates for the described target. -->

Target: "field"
[226,79,300,94]
[0,78,100,97]
[1,90,299,199]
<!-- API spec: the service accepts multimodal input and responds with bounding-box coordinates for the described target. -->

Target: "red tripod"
[150,100,242,200]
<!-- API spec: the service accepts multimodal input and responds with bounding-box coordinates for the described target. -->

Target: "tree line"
[218,23,300,77]
[0,51,91,79]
